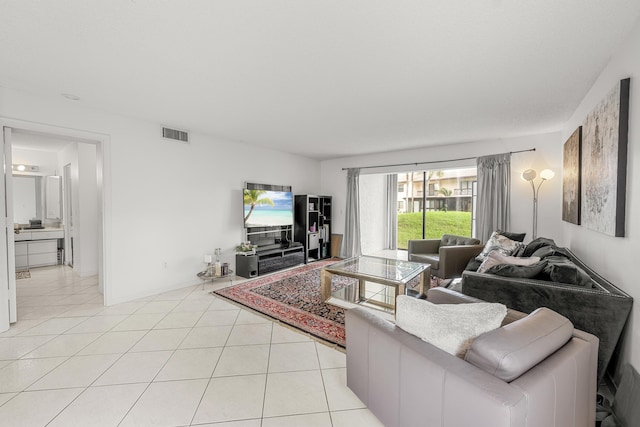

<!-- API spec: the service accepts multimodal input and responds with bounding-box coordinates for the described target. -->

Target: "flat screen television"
[243,189,294,228]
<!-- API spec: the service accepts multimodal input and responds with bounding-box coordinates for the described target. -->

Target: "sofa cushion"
[476,231,524,261]
[477,251,541,274]
[440,234,481,247]
[465,307,574,382]
[395,295,506,357]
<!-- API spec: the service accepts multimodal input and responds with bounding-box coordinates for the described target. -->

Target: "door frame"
[63,163,73,267]
[1,128,16,328]
[0,118,111,331]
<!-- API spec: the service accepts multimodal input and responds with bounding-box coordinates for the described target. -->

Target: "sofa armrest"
[407,239,440,256]
[439,244,485,278]
[461,270,632,381]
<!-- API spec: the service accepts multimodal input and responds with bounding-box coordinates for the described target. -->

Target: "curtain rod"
[340,148,536,171]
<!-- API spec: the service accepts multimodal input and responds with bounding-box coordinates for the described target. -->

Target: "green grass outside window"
[397,211,472,250]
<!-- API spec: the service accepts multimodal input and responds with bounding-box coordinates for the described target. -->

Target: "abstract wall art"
[562,127,581,225]
[580,78,630,237]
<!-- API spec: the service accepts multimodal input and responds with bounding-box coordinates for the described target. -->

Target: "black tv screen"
[243,189,294,228]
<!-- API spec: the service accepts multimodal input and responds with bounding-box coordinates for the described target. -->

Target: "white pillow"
[476,231,523,261]
[395,296,507,357]
[477,251,541,274]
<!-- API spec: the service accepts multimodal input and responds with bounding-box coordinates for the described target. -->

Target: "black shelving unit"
[294,194,332,263]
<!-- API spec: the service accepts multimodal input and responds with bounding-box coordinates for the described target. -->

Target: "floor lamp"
[521,169,554,239]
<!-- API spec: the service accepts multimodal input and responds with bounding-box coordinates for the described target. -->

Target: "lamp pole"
[522,169,554,240]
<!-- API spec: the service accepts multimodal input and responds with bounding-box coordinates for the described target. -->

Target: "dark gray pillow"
[522,237,556,257]
[543,257,593,286]
[531,245,557,259]
[465,258,482,272]
[496,230,527,242]
[485,260,548,279]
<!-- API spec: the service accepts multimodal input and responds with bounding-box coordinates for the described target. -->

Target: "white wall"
[562,19,640,378]
[77,143,99,277]
[1,86,321,305]
[359,174,387,254]
[57,142,99,280]
[321,131,563,244]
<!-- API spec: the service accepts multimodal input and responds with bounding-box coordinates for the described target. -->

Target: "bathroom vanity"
[14,228,64,269]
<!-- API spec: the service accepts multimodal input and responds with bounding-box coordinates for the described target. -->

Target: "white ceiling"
[1,1,639,160]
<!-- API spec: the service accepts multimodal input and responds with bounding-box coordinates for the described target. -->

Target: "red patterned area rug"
[214,259,443,348]
[215,260,348,346]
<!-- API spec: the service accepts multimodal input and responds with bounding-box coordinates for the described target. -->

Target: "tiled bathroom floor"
[0,266,383,427]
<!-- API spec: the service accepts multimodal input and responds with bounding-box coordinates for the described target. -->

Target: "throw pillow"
[530,245,557,259]
[395,295,507,358]
[485,260,548,279]
[496,230,527,242]
[476,231,524,262]
[465,257,483,272]
[511,245,527,257]
[477,251,541,274]
[522,237,556,257]
[543,256,594,287]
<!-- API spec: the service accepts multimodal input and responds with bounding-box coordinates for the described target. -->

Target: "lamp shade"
[540,169,555,180]
[521,169,537,181]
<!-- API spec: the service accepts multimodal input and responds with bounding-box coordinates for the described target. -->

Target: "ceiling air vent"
[162,127,189,143]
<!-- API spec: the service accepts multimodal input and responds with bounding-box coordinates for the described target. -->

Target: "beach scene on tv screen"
[244,190,293,227]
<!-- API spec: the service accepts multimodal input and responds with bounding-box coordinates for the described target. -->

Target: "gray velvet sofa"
[346,287,598,427]
[461,239,632,381]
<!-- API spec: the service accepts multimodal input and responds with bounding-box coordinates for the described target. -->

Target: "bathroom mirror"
[13,175,41,224]
[45,175,62,220]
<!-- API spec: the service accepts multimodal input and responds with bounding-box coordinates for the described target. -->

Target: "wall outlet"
[162,261,167,268]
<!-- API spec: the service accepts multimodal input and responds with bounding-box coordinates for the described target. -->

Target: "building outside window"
[396,167,477,249]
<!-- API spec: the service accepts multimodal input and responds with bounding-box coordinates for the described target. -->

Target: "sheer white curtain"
[384,174,398,250]
[340,168,362,258]
[476,153,511,242]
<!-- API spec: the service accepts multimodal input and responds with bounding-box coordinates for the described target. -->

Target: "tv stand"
[256,245,304,275]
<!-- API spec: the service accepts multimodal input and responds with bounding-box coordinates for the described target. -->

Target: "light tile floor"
[0,266,384,427]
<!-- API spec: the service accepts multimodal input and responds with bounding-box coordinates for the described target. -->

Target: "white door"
[63,163,73,267]
[1,126,18,331]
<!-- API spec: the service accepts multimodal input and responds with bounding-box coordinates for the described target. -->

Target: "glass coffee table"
[320,256,430,314]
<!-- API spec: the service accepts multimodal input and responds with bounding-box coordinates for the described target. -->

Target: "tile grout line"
[115,290,212,427]
[36,299,165,426]
[188,296,244,426]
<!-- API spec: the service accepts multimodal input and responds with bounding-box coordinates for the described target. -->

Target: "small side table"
[197,268,234,291]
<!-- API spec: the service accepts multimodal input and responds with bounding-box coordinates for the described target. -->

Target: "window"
[460,179,473,195]
[396,167,477,249]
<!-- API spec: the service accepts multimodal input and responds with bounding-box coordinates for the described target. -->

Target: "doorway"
[1,119,110,332]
